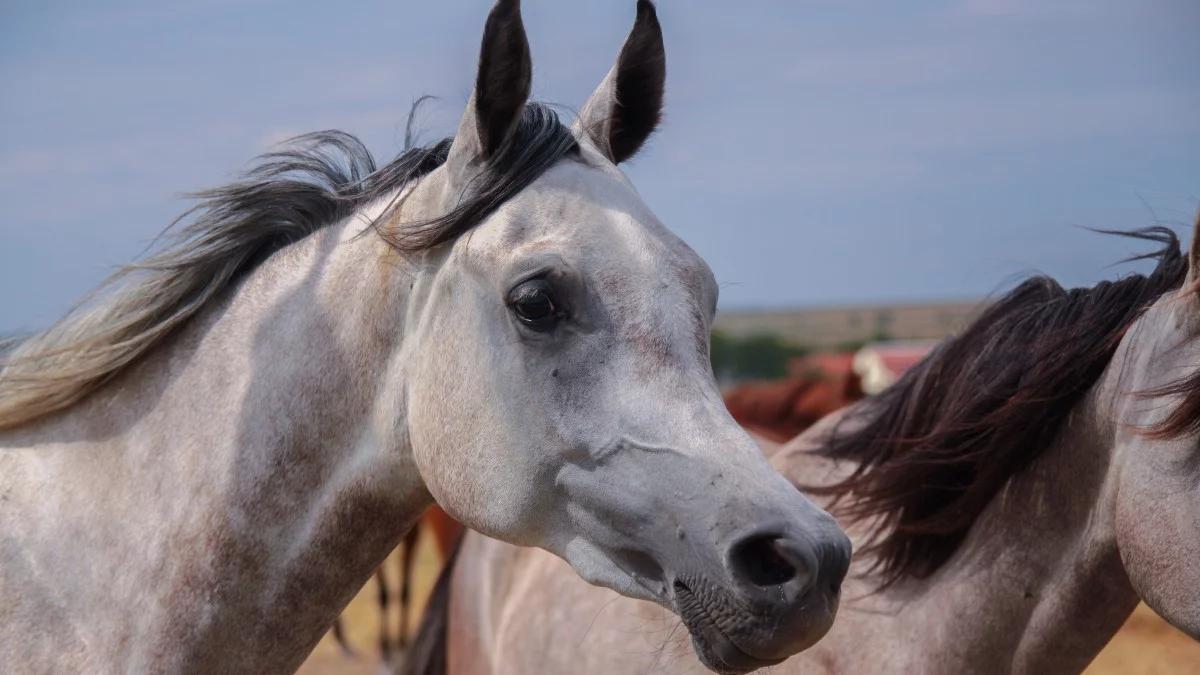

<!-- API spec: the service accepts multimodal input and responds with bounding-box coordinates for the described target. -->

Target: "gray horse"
[430,221,1200,674]
[0,2,849,672]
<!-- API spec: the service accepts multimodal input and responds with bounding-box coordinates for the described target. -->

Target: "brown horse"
[724,353,863,442]
[410,222,1200,674]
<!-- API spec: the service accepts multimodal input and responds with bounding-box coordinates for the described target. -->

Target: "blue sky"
[2,0,1198,332]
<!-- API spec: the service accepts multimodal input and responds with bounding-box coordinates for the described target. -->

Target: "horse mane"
[810,227,1189,585]
[0,102,577,431]
[1147,366,1200,439]
[1147,215,1200,440]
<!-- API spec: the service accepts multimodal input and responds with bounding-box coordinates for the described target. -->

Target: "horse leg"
[330,616,355,657]
[374,565,391,661]
[398,523,421,648]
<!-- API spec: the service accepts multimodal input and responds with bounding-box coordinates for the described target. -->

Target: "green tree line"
[710,331,808,382]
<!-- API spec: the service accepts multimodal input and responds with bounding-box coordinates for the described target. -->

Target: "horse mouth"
[673,580,787,674]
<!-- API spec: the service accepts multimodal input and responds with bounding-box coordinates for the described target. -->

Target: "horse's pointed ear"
[448,0,532,166]
[573,0,665,164]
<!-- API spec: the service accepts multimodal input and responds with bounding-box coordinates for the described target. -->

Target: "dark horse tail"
[400,535,462,675]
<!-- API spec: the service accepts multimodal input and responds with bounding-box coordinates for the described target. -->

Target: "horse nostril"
[729,534,804,588]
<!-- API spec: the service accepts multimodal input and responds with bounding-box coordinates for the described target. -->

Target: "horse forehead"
[481,161,715,360]
[495,161,714,286]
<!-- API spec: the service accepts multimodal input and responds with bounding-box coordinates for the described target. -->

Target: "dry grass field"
[297,532,441,675]
[299,529,1200,674]
[1087,604,1200,675]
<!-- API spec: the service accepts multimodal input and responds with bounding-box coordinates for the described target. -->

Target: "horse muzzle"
[554,442,852,672]
[672,520,851,673]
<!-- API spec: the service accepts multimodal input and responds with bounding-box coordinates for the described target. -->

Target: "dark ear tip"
[488,0,522,22]
[628,1,665,55]
[636,0,658,21]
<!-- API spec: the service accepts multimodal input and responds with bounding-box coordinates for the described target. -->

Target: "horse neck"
[1,213,432,671]
[811,384,1137,674]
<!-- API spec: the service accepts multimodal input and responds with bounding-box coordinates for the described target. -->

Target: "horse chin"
[673,580,788,674]
[554,536,670,605]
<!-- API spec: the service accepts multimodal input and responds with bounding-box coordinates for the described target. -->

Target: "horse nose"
[727,528,850,601]
[728,533,815,594]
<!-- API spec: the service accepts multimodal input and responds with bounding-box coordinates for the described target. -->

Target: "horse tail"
[400,533,462,675]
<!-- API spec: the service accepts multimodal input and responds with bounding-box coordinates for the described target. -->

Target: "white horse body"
[2,2,852,672]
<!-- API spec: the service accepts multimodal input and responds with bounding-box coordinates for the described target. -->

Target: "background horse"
[724,354,864,443]
[0,1,851,671]
[418,220,1200,674]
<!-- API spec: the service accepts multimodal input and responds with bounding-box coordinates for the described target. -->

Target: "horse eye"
[509,280,559,331]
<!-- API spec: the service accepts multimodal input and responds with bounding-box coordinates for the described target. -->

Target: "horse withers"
[0,2,848,672]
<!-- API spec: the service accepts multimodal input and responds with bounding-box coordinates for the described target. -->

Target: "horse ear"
[573,0,665,164]
[448,0,532,165]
